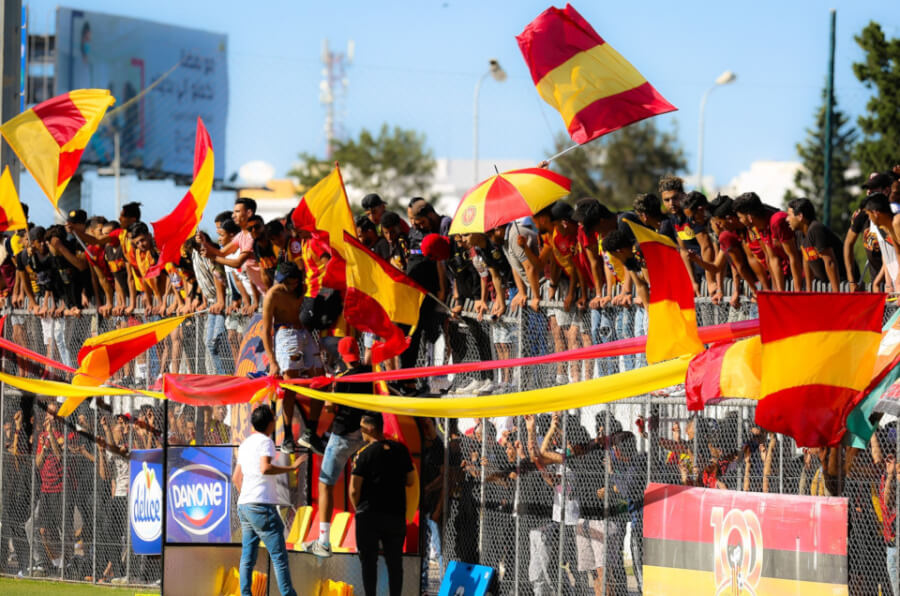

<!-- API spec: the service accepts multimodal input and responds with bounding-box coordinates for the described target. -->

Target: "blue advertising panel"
[55,7,228,178]
[166,446,233,543]
[129,449,163,555]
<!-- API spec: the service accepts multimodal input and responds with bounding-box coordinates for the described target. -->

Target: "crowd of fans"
[1,167,898,392]
[2,166,900,592]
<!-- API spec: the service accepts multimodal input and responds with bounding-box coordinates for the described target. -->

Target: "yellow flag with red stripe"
[0,166,27,232]
[0,89,114,207]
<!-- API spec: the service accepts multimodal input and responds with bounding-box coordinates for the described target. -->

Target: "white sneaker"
[556,374,569,385]
[302,539,332,558]
[454,379,481,394]
[476,380,496,395]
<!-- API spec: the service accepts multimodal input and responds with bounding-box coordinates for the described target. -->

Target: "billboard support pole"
[0,0,23,186]
[114,130,121,217]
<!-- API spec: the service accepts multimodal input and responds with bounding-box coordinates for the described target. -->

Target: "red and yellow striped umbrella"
[449,167,571,234]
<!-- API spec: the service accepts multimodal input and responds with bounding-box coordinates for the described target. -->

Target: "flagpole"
[545,142,581,163]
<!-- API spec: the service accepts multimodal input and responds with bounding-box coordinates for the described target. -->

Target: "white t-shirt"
[237,432,277,505]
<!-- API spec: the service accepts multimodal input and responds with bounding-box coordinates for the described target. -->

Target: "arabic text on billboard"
[55,7,228,178]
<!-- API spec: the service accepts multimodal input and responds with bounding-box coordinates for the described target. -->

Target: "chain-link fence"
[1,296,898,595]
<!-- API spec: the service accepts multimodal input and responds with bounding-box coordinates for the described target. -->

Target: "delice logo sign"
[168,464,230,536]
[130,461,163,543]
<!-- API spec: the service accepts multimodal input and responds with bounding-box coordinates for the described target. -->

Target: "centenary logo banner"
[642,483,848,596]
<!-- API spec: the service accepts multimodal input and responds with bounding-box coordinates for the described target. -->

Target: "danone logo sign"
[130,461,163,543]
[168,464,230,536]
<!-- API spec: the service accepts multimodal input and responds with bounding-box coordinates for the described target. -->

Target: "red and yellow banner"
[148,118,214,278]
[685,337,761,411]
[516,4,676,144]
[74,314,190,387]
[0,166,27,231]
[643,483,848,596]
[291,165,356,254]
[624,219,703,363]
[0,89,114,206]
[341,232,426,363]
[755,292,884,446]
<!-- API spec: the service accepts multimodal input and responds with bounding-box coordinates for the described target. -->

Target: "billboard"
[167,446,233,543]
[55,8,227,178]
[642,483,848,596]
[129,449,163,555]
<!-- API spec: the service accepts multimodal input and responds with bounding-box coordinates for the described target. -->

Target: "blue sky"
[20,0,900,224]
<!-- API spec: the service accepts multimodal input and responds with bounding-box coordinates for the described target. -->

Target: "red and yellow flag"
[0,166,27,231]
[291,165,356,254]
[147,118,214,278]
[755,292,884,447]
[624,219,703,363]
[342,232,426,363]
[0,89,114,206]
[516,4,676,145]
[685,337,761,411]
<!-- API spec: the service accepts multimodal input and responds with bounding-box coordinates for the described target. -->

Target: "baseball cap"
[421,233,450,261]
[862,172,894,189]
[66,209,87,225]
[362,193,386,210]
[337,336,360,362]
[550,201,574,222]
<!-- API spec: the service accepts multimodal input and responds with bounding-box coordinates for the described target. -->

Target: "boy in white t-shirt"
[233,405,306,596]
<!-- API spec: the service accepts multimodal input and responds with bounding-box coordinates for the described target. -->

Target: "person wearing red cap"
[303,336,374,558]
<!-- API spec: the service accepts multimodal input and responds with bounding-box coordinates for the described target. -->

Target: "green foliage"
[289,124,436,211]
[783,86,858,234]
[852,22,900,177]
[549,120,686,210]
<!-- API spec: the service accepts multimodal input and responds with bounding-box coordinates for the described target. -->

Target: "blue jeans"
[205,313,228,375]
[238,504,296,596]
[887,545,898,596]
[589,308,615,377]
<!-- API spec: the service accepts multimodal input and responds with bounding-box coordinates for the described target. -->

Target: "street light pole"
[697,70,736,191]
[473,59,506,183]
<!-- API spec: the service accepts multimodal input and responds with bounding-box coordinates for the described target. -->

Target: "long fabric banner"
[643,483,848,596]
[0,371,165,400]
[282,357,689,418]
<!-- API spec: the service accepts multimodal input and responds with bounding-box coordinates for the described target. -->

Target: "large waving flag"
[624,219,703,363]
[291,165,356,254]
[0,166,27,231]
[147,118,214,278]
[755,292,884,447]
[342,232,426,363]
[685,337,761,411]
[59,314,190,416]
[516,4,676,145]
[0,89,114,207]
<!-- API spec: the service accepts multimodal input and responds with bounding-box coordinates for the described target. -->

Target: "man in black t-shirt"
[303,337,372,558]
[786,198,848,291]
[350,412,415,596]
[845,174,893,290]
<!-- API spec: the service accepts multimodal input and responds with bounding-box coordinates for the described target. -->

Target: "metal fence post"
[602,406,610,596]
[60,420,68,580]
[513,414,521,596]
[440,416,450,579]
[27,413,36,577]
[91,401,98,584]
[778,434,784,494]
[556,412,568,596]
[125,397,133,583]
[478,418,487,562]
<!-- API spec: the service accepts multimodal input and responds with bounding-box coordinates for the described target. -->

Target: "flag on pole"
[685,337,761,411]
[0,166,27,231]
[291,165,356,254]
[755,292,884,447]
[341,232,426,363]
[0,89,114,206]
[624,219,703,363]
[59,314,189,416]
[147,118,214,278]
[516,4,676,145]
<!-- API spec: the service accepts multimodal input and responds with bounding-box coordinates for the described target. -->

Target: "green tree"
[852,22,900,177]
[549,119,686,210]
[289,124,436,211]
[783,87,858,234]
